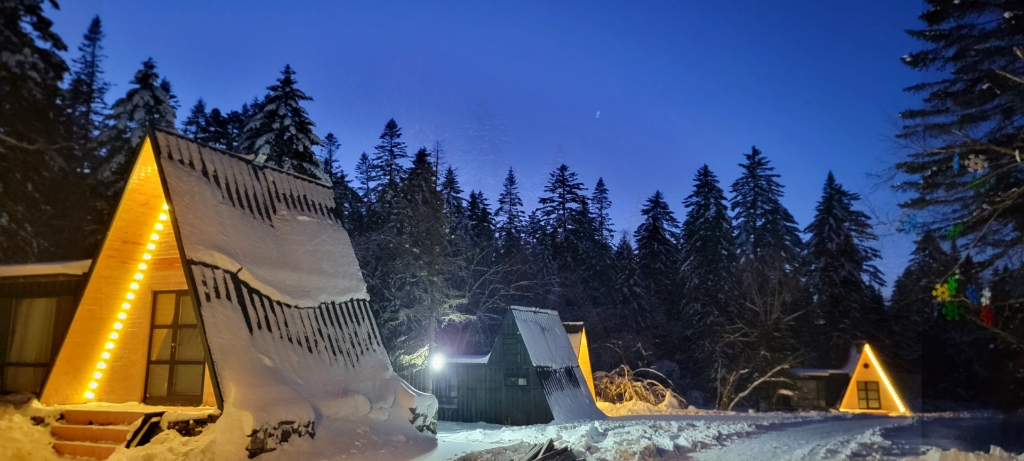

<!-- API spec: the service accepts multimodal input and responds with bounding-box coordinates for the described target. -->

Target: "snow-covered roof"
[0,259,92,278]
[448,353,490,364]
[563,322,584,358]
[791,347,862,377]
[510,306,604,423]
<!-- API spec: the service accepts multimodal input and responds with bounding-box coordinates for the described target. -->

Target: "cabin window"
[504,369,528,386]
[794,379,827,409]
[502,336,520,363]
[0,296,75,394]
[145,291,205,405]
[435,375,458,408]
[857,381,881,410]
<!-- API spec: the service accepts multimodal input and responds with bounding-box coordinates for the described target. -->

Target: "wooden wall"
[42,140,215,407]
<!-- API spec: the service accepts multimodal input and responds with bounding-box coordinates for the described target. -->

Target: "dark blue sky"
[51,1,925,288]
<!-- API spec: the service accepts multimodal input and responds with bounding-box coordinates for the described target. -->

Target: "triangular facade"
[41,131,436,456]
[562,322,595,399]
[838,343,910,415]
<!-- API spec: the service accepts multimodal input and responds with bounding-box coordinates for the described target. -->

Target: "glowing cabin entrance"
[145,291,205,406]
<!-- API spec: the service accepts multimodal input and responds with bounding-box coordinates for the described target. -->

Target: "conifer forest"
[2,0,1023,415]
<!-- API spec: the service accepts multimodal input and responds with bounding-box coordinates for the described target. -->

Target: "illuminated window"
[857,381,881,409]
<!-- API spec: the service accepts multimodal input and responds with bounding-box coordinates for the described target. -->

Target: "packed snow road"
[692,414,913,460]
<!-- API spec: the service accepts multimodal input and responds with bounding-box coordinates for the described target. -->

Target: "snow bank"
[0,403,63,461]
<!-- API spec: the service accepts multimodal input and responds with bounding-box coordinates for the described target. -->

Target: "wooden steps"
[50,410,144,460]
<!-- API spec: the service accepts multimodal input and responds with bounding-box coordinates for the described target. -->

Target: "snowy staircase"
[50,410,144,460]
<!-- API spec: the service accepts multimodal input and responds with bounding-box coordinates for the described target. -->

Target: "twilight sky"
[50,0,926,289]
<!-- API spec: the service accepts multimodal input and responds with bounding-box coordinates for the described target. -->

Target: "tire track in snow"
[692,415,913,461]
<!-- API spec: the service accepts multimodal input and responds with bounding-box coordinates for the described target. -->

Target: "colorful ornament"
[942,302,962,320]
[981,287,992,305]
[954,153,961,173]
[898,214,918,234]
[946,223,964,240]
[966,154,989,173]
[933,284,951,302]
[967,285,980,305]
[980,305,994,327]
[946,276,958,296]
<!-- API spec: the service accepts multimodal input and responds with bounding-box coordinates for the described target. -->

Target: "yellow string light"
[863,344,908,414]
[84,203,167,400]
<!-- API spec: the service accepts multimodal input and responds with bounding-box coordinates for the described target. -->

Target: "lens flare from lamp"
[430,353,446,371]
[84,391,95,399]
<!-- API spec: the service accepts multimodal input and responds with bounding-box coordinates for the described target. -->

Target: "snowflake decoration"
[942,302,962,321]
[946,223,964,240]
[980,305,994,327]
[966,154,988,173]
[933,284,951,302]
[966,285,980,305]
[981,287,992,305]
[898,214,918,234]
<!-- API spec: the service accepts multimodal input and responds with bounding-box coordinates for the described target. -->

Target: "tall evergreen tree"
[803,172,884,364]
[355,151,373,199]
[678,165,736,376]
[63,15,109,174]
[537,164,589,243]
[591,177,614,245]
[241,65,323,179]
[633,191,680,312]
[466,190,495,244]
[370,118,408,196]
[611,234,647,329]
[319,132,360,229]
[730,146,803,269]
[495,167,525,249]
[0,0,69,263]
[440,167,465,218]
[182,98,208,139]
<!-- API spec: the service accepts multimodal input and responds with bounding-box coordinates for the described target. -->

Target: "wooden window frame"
[143,290,205,406]
[857,381,881,410]
[0,295,76,394]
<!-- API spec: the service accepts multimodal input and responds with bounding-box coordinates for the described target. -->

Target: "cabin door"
[144,291,205,405]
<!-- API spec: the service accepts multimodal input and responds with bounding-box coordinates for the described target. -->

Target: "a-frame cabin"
[838,343,911,415]
[39,130,436,459]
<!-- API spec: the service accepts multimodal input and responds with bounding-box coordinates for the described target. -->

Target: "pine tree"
[63,15,109,174]
[203,107,231,148]
[730,146,803,269]
[495,167,525,250]
[103,58,177,176]
[803,172,884,364]
[466,190,495,244]
[182,98,208,139]
[369,118,408,199]
[0,0,69,263]
[633,191,680,312]
[537,164,589,242]
[889,232,950,372]
[440,167,465,218]
[355,152,374,199]
[591,177,614,245]
[678,165,736,375]
[611,234,647,329]
[241,65,323,179]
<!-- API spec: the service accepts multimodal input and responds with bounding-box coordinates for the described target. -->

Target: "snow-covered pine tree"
[537,164,591,253]
[678,165,737,376]
[466,190,495,244]
[63,15,109,175]
[495,167,525,250]
[730,146,803,269]
[0,0,69,263]
[240,65,324,180]
[364,119,408,230]
[591,177,614,245]
[203,107,231,148]
[355,152,374,200]
[633,191,680,314]
[440,167,465,218]
[612,233,647,330]
[181,98,208,139]
[103,58,177,177]
[318,132,362,229]
[803,172,884,365]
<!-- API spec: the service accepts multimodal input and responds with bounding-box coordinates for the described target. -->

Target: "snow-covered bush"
[593,365,688,407]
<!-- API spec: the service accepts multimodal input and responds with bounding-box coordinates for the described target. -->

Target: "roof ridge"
[151,128,331,188]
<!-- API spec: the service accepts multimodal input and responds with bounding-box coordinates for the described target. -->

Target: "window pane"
[150,328,172,361]
[867,382,878,390]
[173,365,204,395]
[154,294,176,325]
[857,381,865,390]
[147,364,169,397]
[2,366,47,393]
[178,296,196,325]
[175,328,204,361]
[6,297,57,364]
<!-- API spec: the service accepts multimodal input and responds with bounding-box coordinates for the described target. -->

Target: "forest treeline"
[2,1,1021,410]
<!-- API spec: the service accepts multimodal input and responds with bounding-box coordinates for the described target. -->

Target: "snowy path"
[692,415,913,461]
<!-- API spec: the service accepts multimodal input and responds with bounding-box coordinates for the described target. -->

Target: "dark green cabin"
[406,306,603,425]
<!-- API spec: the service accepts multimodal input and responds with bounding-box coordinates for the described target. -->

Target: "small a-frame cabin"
[427,306,603,426]
[562,322,595,400]
[38,130,436,459]
[838,343,911,415]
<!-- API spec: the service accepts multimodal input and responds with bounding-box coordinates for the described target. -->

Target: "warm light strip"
[863,344,908,414]
[84,203,169,400]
